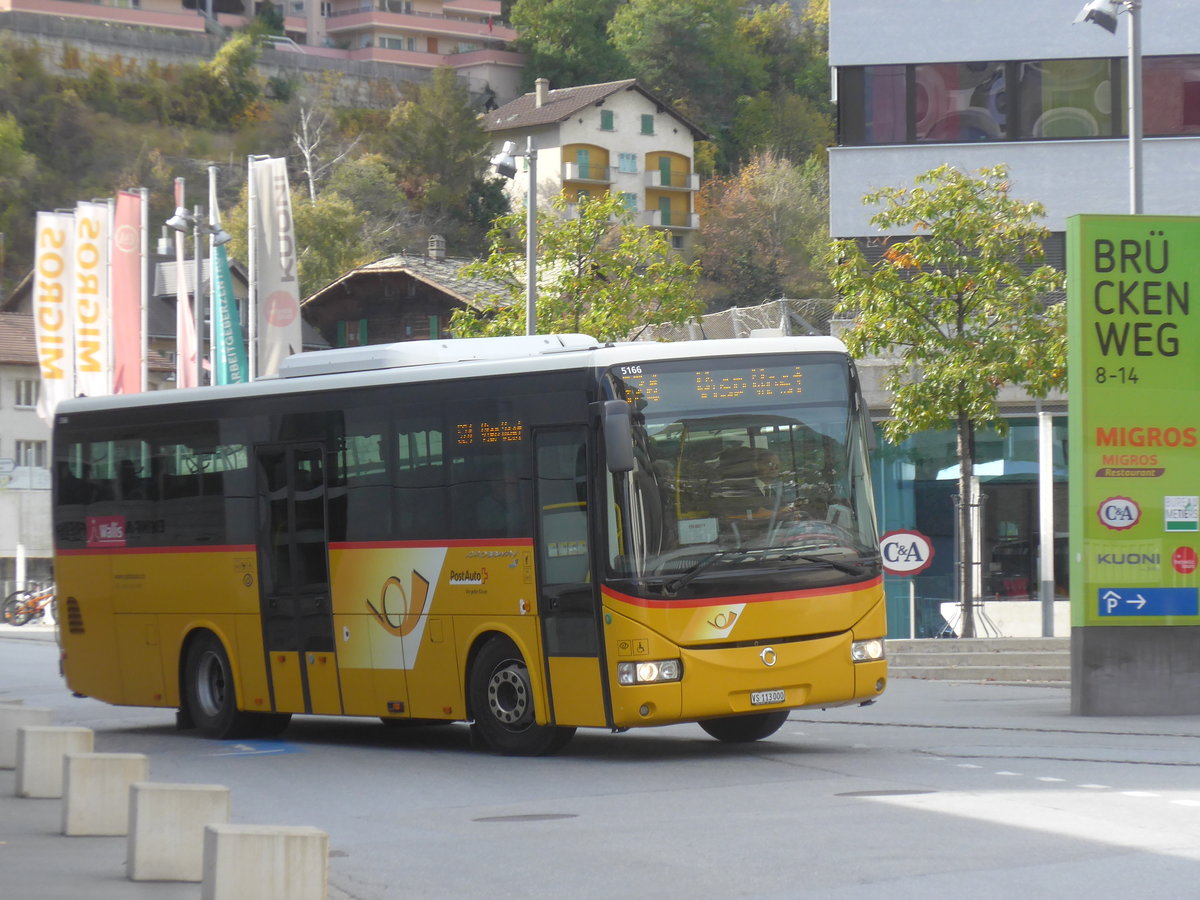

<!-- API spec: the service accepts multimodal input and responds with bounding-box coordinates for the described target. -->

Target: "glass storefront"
[872,416,1068,637]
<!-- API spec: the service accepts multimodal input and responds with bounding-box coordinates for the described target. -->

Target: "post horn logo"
[759,647,777,667]
[366,571,430,637]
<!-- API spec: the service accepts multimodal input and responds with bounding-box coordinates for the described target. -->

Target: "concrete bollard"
[15,725,93,798]
[201,823,329,900]
[128,782,232,882]
[0,705,53,768]
[62,752,150,836]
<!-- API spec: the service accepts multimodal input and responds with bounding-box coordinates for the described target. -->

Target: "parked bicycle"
[2,584,55,627]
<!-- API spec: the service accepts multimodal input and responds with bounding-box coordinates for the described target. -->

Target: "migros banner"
[1067,214,1200,627]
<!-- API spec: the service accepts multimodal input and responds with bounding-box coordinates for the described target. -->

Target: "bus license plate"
[750,689,786,706]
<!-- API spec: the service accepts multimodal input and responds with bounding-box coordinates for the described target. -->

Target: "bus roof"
[55,334,850,419]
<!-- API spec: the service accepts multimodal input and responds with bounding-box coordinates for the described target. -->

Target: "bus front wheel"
[468,637,575,756]
[699,710,789,743]
[183,633,291,739]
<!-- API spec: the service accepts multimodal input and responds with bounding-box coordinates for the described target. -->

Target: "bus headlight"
[851,639,885,662]
[617,659,682,685]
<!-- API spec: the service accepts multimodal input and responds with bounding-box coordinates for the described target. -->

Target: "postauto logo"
[1098,496,1140,531]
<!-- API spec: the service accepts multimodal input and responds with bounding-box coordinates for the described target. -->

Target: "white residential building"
[483,78,708,253]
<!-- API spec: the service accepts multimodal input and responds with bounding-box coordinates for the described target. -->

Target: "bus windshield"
[603,353,879,599]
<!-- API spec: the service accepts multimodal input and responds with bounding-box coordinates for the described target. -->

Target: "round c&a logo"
[1098,496,1140,531]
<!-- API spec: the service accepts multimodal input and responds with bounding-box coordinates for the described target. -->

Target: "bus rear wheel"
[183,633,291,739]
[468,636,575,756]
[699,710,789,743]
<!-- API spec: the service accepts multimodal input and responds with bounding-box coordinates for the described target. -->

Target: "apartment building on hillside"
[0,0,523,101]
[483,78,709,254]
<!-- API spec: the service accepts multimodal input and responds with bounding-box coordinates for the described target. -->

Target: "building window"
[1144,56,1200,134]
[620,192,638,212]
[15,440,47,469]
[600,109,614,131]
[428,315,440,339]
[14,380,38,409]
[834,54,1200,145]
[915,61,1008,142]
[672,235,684,250]
[337,319,368,347]
[618,152,638,173]
[641,114,655,135]
[1016,58,1114,139]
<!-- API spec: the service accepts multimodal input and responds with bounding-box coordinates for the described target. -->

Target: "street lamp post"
[1075,0,1143,214]
[165,202,232,386]
[490,137,538,335]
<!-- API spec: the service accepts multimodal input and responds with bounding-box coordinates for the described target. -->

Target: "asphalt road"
[3,624,1199,899]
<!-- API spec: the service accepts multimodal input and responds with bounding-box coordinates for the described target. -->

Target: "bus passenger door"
[534,428,609,727]
[255,444,342,716]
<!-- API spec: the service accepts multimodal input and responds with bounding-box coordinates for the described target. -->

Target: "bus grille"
[64,597,85,634]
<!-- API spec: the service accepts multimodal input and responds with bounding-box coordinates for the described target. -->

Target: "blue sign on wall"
[1097,587,1199,617]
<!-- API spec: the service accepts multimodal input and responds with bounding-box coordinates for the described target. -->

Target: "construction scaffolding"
[634,298,841,342]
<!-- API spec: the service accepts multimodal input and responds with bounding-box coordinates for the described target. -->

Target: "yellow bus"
[53,334,886,755]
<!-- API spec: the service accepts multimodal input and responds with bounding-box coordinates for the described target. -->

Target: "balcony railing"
[562,162,611,183]
[644,210,699,230]
[646,169,699,191]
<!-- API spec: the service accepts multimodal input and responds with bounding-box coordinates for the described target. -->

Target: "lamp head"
[210,227,233,247]
[490,140,518,179]
[1074,0,1120,33]
[164,206,193,233]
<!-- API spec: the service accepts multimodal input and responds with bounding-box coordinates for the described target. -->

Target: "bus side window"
[395,417,445,539]
[536,433,590,585]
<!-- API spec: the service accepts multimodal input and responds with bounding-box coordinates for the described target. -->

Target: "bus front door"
[534,428,609,728]
[255,444,342,716]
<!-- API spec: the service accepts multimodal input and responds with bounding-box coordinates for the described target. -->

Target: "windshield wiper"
[659,549,876,597]
[781,553,867,576]
[662,549,749,596]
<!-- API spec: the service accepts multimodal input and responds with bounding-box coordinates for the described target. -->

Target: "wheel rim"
[195,650,228,718]
[486,660,532,730]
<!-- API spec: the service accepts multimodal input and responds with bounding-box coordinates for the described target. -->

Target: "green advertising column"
[1068,214,1200,715]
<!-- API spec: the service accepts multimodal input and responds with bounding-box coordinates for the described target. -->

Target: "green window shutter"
[336,320,347,347]
[428,315,440,339]
[659,157,672,187]
[576,148,590,179]
[641,114,654,134]
[358,319,368,345]
[600,109,614,130]
[659,197,671,227]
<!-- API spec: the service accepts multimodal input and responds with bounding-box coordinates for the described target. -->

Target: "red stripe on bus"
[602,577,882,610]
[57,544,257,556]
[329,539,534,550]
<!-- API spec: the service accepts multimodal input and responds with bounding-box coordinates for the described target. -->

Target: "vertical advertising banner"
[73,200,111,397]
[1067,214,1200,628]
[251,157,301,377]
[33,211,75,422]
[212,242,248,384]
[112,190,143,394]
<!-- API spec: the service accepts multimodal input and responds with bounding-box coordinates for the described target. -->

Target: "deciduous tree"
[451,191,703,340]
[829,164,1066,636]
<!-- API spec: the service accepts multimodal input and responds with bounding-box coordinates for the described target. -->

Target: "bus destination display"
[616,364,806,407]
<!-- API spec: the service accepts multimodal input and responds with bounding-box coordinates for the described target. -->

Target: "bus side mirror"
[602,400,634,473]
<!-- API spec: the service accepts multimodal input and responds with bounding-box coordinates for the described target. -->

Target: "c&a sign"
[880,529,934,577]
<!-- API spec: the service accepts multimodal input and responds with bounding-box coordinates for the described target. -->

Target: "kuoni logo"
[1098,496,1140,531]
